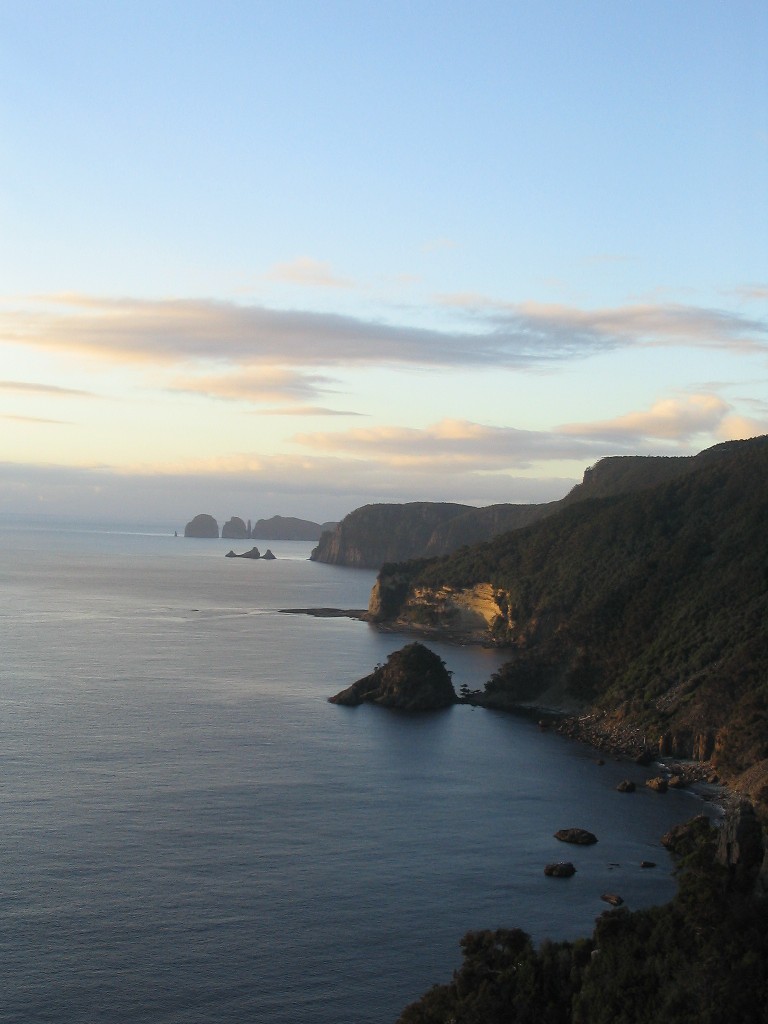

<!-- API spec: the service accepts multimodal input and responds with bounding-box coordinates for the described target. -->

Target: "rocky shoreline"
[286,608,741,811]
[553,710,721,787]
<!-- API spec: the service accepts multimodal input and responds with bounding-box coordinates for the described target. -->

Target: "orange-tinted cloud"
[559,395,734,442]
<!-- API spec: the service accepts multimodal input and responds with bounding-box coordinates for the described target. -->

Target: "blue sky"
[1,1,766,524]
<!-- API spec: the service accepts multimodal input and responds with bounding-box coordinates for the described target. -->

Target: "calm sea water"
[0,519,718,1024]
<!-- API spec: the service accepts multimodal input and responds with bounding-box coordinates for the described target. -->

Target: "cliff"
[311,502,476,568]
[311,446,730,568]
[368,435,768,814]
[251,515,336,540]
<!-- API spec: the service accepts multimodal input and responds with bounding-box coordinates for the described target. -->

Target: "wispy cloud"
[250,405,365,417]
[5,294,766,376]
[440,295,768,355]
[0,380,97,397]
[265,257,355,289]
[170,367,338,404]
[730,284,768,301]
[293,418,628,470]
[421,237,458,253]
[1,413,73,425]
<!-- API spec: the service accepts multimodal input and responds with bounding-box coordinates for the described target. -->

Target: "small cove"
[0,521,719,1023]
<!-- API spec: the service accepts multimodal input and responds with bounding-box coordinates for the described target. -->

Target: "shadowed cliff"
[367,436,768,814]
[310,445,727,568]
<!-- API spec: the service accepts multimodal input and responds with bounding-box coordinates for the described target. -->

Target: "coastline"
[292,605,733,813]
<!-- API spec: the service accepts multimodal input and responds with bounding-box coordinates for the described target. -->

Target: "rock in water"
[554,828,598,845]
[329,642,457,710]
[646,776,668,793]
[184,514,219,538]
[544,862,576,877]
[225,547,261,559]
[222,516,249,539]
[601,893,624,907]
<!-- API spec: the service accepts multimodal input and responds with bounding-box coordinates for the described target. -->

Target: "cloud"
[265,257,355,289]
[292,418,627,470]
[0,456,575,523]
[731,285,768,301]
[5,293,765,377]
[440,295,768,355]
[293,396,767,472]
[250,406,365,417]
[421,238,458,253]
[170,367,338,404]
[717,414,768,441]
[1,414,73,425]
[559,395,734,443]
[0,379,96,397]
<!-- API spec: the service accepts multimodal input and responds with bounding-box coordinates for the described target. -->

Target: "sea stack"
[329,642,457,710]
[184,514,219,538]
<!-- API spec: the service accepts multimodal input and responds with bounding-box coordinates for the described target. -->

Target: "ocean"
[0,519,719,1023]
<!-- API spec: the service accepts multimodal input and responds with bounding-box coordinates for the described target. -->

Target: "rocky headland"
[361,436,768,819]
[310,446,724,569]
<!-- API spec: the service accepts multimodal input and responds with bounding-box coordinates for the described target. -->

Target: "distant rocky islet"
[183,513,339,541]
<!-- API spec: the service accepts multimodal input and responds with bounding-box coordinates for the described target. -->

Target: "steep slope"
[368,436,768,810]
[310,501,475,568]
[250,515,335,540]
[311,441,743,568]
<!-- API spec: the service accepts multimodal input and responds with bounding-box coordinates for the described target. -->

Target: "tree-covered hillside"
[311,438,751,568]
[373,436,768,811]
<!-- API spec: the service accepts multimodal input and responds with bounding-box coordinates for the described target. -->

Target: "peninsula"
[362,436,768,818]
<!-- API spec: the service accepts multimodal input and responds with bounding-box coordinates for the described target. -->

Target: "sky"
[1,0,767,526]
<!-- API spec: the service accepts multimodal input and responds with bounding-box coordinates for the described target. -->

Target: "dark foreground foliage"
[397,821,768,1024]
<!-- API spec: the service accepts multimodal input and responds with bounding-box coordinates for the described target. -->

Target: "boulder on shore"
[329,642,457,711]
[184,514,219,538]
[554,828,598,845]
[646,776,669,793]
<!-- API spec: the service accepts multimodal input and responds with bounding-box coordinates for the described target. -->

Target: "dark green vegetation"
[329,641,457,710]
[371,437,768,813]
[311,445,724,568]
[397,816,768,1024]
